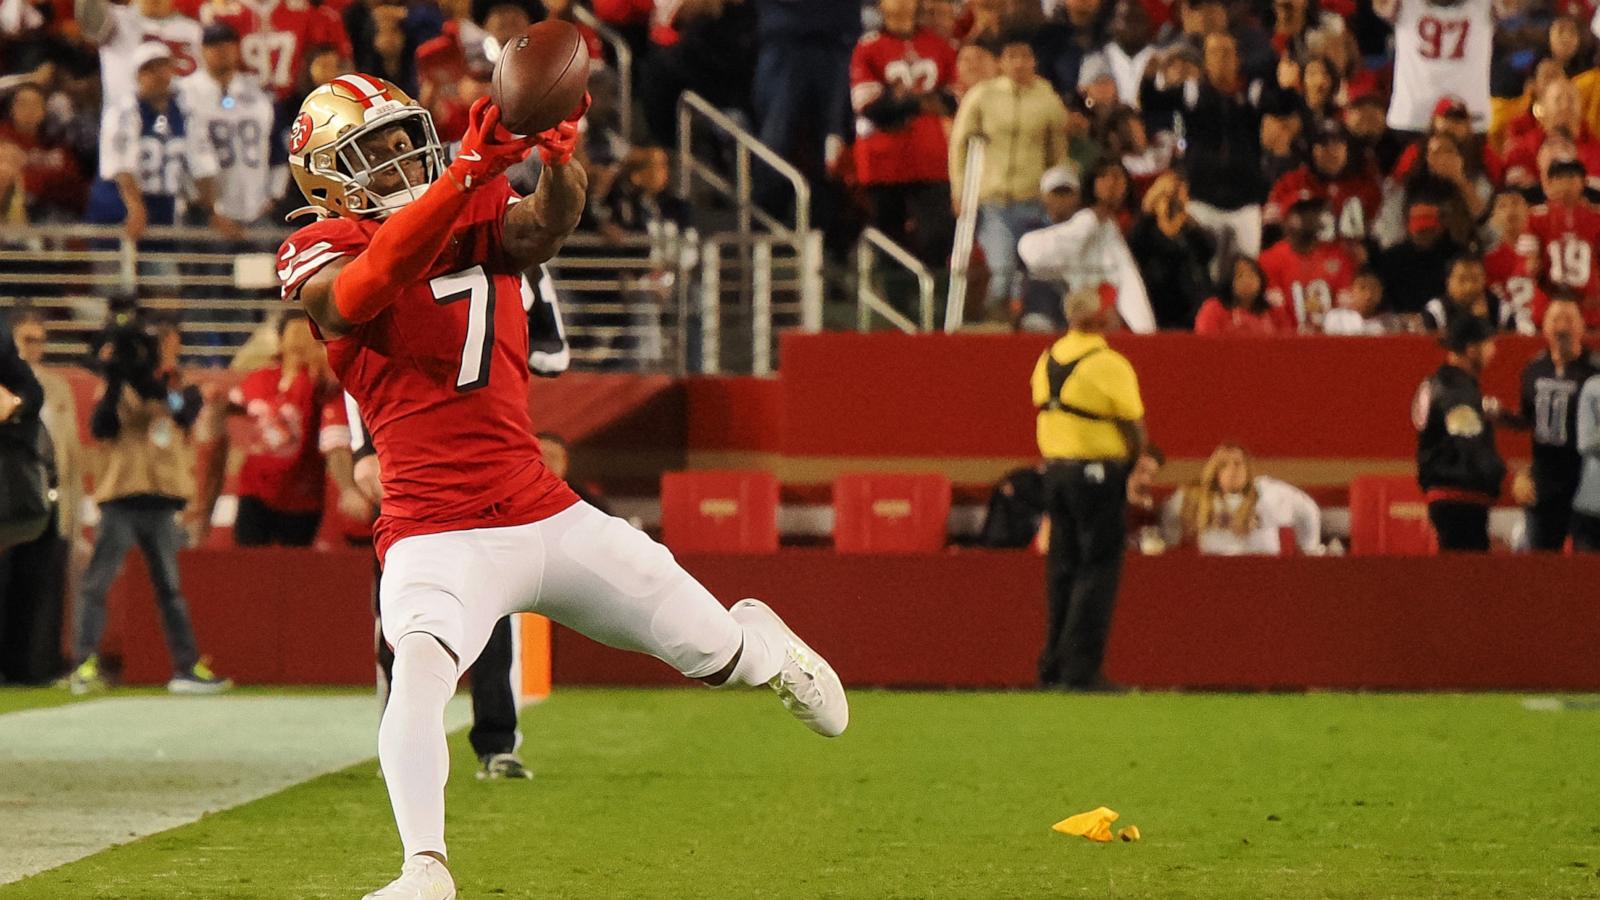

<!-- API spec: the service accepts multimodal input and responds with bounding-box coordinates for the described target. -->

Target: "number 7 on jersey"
[429,265,497,392]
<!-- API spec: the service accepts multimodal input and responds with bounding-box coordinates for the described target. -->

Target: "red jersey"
[277,177,577,560]
[1265,166,1383,242]
[230,364,348,513]
[849,28,956,186]
[1502,126,1600,189]
[1482,234,1543,334]
[1528,200,1600,306]
[1259,238,1359,333]
[1192,297,1282,335]
[179,0,353,98]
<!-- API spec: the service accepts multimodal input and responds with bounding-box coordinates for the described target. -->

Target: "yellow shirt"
[1031,332,1144,460]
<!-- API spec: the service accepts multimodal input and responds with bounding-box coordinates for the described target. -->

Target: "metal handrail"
[675,91,810,243]
[572,6,634,147]
[856,228,934,334]
[945,135,987,332]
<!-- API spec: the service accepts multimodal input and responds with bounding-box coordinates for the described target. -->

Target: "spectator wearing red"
[1194,256,1280,334]
[1482,188,1544,334]
[0,82,86,220]
[176,0,353,100]
[1266,119,1381,245]
[1528,157,1600,327]
[849,0,958,267]
[207,311,363,546]
[1503,80,1600,191]
[1392,99,1505,184]
[1259,194,1358,332]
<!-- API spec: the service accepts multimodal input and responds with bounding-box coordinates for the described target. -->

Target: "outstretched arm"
[503,159,588,271]
[503,94,592,271]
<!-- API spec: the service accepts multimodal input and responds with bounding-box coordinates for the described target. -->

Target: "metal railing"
[571,5,633,147]
[946,135,987,333]
[0,224,699,372]
[676,91,823,336]
[698,232,806,375]
[856,227,935,334]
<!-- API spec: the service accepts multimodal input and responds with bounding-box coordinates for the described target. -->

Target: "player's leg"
[468,617,529,779]
[367,529,523,899]
[528,501,847,736]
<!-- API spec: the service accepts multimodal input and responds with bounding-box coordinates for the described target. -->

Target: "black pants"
[1428,501,1490,552]
[0,510,67,684]
[1571,512,1600,553]
[865,182,956,269]
[234,496,322,548]
[1525,491,1576,551]
[1039,460,1129,688]
[374,558,520,758]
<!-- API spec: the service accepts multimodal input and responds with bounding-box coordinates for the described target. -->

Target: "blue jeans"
[978,200,1047,312]
[74,500,200,674]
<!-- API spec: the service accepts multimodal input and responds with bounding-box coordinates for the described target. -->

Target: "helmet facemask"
[318,106,446,218]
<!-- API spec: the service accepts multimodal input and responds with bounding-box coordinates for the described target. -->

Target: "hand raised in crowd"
[0,385,20,422]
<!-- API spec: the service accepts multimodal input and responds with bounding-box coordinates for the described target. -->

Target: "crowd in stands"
[6,0,1600,337]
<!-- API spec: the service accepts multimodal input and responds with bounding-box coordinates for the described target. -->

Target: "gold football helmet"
[285,74,446,220]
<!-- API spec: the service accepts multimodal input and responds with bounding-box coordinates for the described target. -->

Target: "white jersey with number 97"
[1385,0,1496,132]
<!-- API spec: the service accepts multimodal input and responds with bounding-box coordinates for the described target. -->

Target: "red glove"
[446,98,534,191]
[534,92,590,168]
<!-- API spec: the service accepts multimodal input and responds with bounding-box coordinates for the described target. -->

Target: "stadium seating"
[832,473,952,554]
[659,470,779,554]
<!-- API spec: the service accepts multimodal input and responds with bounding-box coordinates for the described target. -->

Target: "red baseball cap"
[1432,95,1470,120]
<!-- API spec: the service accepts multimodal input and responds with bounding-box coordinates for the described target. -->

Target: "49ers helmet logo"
[289,112,314,155]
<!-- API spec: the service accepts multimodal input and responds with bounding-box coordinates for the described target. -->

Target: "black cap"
[201,22,240,45]
[1287,190,1327,216]
[1547,158,1587,180]
[1443,314,1495,352]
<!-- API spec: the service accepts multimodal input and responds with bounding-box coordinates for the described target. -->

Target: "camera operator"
[65,305,231,694]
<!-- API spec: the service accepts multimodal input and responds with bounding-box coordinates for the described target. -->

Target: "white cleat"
[731,599,849,737]
[361,855,456,900]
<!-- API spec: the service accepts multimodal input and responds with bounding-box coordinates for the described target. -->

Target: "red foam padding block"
[1348,475,1437,556]
[832,473,952,554]
[659,470,779,554]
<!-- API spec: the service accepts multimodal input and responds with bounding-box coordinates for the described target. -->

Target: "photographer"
[64,307,231,694]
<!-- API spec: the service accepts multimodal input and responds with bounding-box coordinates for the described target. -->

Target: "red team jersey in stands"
[179,0,353,98]
[277,177,577,560]
[1265,167,1383,242]
[849,28,957,185]
[1528,201,1600,310]
[230,365,349,513]
[1259,239,1358,332]
[1482,235,1543,334]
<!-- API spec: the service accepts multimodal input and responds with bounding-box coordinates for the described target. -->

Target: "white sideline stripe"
[0,694,471,885]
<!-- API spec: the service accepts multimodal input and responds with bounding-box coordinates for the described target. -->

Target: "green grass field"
[4,689,1599,899]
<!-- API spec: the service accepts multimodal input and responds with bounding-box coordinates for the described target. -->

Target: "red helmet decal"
[289,112,314,155]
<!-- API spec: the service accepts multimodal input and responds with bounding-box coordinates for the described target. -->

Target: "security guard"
[1412,315,1507,552]
[1032,287,1147,690]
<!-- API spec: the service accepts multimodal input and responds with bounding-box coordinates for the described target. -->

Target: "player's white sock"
[379,632,457,860]
[723,605,785,688]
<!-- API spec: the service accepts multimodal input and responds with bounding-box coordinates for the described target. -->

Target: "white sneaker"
[730,599,848,737]
[361,855,456,900]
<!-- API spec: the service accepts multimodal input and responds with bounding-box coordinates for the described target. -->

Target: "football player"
[276,75,847,900]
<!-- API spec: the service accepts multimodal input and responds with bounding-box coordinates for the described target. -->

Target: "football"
[490,20,591,136]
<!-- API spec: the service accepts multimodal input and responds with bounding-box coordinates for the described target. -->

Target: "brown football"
[490,20,591,136]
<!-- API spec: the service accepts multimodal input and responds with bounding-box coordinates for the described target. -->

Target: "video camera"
[90,294,166,400]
